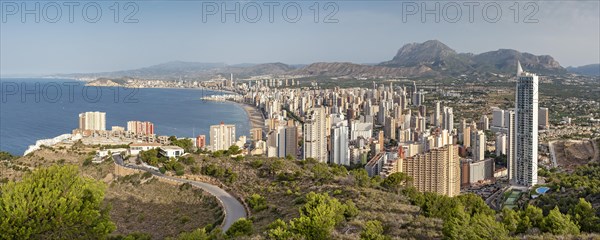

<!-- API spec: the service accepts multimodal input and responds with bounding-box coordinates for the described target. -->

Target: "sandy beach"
[240,103,266,132]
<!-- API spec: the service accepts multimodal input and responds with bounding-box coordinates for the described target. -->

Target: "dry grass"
[185,155,443,239]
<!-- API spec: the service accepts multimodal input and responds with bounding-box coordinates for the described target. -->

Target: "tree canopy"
[0,165,115,239]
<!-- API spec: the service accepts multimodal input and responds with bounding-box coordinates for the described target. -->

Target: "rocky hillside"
[58,40,568,80]
[567,64,600,76]
[292,62,436,78]
[380,40,566,75]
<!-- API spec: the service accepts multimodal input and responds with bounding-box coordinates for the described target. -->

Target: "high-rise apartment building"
[513,61,539,186]
[384,116,396,140]
[277,126,298,158]
[210,122,236,151]
[434,101,441,127]
[303,107,327,162]
[505,110,516,182]
[127,121,154,135]
[472,130,485,161]
[442,107,454,132]
[196,135,206,149]
[400,145,461,197]
[78,111,106,131]
[330,121,350,166]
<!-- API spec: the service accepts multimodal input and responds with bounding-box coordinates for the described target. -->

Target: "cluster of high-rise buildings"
[75,112,160,142]
[225,61,542,197]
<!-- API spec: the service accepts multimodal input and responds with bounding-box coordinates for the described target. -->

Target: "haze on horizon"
[0,0,598,76]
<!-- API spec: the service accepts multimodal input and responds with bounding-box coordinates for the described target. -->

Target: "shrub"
[247,194,268,212]
[226,218,253,238]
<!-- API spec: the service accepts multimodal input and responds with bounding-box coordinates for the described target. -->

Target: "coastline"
[239,102,265,131]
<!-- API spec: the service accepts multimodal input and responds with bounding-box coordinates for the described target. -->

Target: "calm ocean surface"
[0,78,250,155]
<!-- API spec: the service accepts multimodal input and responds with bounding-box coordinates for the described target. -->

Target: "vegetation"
[266,192,357,240]
[381,172,411,193]
[532,163,600,233]
[226,218,253,238]
[247,194,268,212]
[360,220,389,240]
[169,136,194,153]
[0,151,15,160]
[0,165,115,239]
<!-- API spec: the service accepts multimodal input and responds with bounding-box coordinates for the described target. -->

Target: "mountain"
[293,62,435,78]
[62,61,294,80]
[59,40,568,80]
[472,49,564,74]
[567,64,600,76]
[222,62,295,77]
[379,40,566,75]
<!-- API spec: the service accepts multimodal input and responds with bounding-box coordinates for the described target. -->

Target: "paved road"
[112,154,247,231]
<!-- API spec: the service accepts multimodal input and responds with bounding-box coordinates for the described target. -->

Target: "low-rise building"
[159,146,185,158]
[129,142,162,155]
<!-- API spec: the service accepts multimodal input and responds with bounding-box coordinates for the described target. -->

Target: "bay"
[0,78,250,155]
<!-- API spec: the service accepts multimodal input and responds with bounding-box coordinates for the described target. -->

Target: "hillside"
[55,40,570,81]
[3,144,600,239]
[292,62,436,78]
[380,40,566,75]
[567,64,600,76]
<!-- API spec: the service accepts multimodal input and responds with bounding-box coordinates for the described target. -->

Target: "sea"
[0,78,250,156]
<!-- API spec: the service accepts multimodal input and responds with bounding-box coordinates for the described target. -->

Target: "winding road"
[112,154,247,231]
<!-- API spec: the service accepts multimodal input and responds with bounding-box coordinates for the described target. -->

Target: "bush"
[190,165,200,174]
[247,194,268,212]
[250,159,263,169]
[226,218,253,238]
[83,157,93,166]
[0,165,115,239]
[141,172,152,179]
[361,220,388,240]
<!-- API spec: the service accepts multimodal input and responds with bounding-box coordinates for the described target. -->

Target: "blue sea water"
[0,78,250,156]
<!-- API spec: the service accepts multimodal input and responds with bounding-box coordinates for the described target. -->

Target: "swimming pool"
[536,187,550,194]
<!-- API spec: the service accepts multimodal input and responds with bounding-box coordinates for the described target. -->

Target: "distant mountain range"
[567,64,600,76]
[61,40,578,80]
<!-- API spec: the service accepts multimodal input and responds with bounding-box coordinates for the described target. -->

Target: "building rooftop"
[130,143,162,147]
[160,146,184,150]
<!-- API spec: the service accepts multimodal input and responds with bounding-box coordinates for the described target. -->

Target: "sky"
[1,0,599,76]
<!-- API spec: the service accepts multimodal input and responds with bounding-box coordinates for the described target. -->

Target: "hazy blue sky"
[1,0,599,76]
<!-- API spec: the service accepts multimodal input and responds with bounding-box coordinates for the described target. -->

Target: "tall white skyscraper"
[472,130,485,161]
[434,101,441,127]
[210,122,236,151]
[303,107,327,162]
[505,110,516,182]
[513,61,539,187]
[442,107,454,132]
[330,121,350,166]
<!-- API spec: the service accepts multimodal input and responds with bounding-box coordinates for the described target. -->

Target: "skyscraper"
[330,121,350,166]
[434,101,441,127]
[400,145,461,197]
[505,110,516,182]
[303,107,327,162]
[442,107,454,132]
[277,126,298,158]
[513,61,539,186]
[472,130,485,161]
[210,122,236,151]
[78,111,106,131]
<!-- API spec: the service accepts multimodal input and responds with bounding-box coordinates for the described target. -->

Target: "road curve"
[112,154,247,231]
